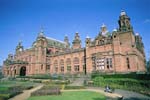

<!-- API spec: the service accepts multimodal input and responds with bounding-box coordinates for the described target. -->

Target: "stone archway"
[20,66,26,76]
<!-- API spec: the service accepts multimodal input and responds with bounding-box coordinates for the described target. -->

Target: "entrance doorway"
[20,66,26,76]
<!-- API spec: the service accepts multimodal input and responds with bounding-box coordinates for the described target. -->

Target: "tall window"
[46,65,50,70]
[74,65,79,71]
[66,58,71,71]
[106,58,112,69]
[54,60,58,72]
[126,57,130,69]
[41,64,43,70]
[96,58,105,70]
[60,59,64,72]
[73,57,80,72]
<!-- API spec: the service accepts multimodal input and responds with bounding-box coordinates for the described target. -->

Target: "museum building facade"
[2,11,146,77]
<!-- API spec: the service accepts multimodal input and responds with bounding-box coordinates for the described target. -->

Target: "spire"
[38,26,44,38]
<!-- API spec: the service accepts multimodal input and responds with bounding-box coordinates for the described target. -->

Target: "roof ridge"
[46,36,65,44]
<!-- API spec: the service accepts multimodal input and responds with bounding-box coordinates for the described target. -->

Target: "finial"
[38,26,44,37]
[120,10,126,16]
[101,23,106,27]
[40,25,44,33]
[86,35,90,39]
[65,34,68,36]
[135,33,139,36]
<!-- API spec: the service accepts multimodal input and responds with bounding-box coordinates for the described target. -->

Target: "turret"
[64,35,70,48]
[72,32,81,49]
[118,10,133,32]
[16,41,24,53]
[85,35,91,47]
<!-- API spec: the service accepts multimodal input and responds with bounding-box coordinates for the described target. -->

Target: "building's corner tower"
[33,29,48,74]
[113,10,146,73]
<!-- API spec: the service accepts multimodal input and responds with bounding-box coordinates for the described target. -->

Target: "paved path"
[9,84,43,100]
[87,87,150,100]
[115,89,150,100]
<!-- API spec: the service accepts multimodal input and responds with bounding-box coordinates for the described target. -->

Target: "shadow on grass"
[92,97,106,100]
[124,97,150,100]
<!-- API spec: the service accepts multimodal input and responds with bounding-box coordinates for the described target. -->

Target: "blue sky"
[0,0,150,65]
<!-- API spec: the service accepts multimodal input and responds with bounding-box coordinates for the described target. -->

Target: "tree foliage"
[147,59,150,72]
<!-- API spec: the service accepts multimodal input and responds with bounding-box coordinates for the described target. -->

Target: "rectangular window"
[67,66,71,71]
[46,65,50,70]
[74,65,80,72]
[96,58,105,70]
[106,58,113,69]
[61,66,64,72]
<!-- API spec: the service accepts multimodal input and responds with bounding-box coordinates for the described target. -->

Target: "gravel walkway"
[9,84,43,100]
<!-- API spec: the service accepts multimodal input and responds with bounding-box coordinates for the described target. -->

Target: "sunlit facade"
[2,11,146,77]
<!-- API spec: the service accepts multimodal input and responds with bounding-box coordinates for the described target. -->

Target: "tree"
[146,59,150,73]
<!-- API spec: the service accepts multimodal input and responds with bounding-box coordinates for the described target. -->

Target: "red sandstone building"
[2,11,146,77]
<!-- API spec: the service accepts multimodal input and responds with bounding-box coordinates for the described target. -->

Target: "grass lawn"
[28,91,106,100]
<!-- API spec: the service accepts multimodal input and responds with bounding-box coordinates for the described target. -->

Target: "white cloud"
[144,19,150,23]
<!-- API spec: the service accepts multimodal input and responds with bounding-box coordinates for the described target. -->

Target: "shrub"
[31,87,61,96]
[52,80,70,85]
[64,86,85,90]
[91,72,150,80]
[92,77,150,96]
[0,94,10,100]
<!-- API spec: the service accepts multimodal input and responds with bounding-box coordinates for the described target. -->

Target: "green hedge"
[92,77,150,96]
[16,74,65,80]
[91,72,150,80]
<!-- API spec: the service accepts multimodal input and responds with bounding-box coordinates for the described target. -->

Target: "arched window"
[60,59,64,72]
[66,58,71,71]
[73,57,80,72]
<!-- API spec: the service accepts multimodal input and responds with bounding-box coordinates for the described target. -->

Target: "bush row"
[64,86,85,90]
[16,74,66,80]
[92,77,150,96]
[31,86,61,96]
[0,86,23,100]
[91,72,150,80]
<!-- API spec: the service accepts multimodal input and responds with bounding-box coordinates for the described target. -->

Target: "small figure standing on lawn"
[104,85,113,93]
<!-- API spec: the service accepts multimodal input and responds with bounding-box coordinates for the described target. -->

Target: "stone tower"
[72,32,81,49]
